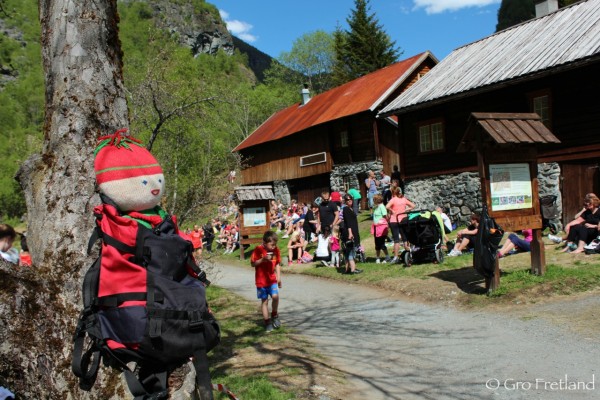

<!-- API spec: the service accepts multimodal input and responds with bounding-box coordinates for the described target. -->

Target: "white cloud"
[218,9,258,43]
[413,0,500,14]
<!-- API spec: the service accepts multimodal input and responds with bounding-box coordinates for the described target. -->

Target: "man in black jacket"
[341,194,362,274]
[318,190,339,232]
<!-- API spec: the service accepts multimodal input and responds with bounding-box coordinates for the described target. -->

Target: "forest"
[0,0,301,225]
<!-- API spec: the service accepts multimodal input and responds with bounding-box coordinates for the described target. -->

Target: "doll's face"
[99,173,165,212]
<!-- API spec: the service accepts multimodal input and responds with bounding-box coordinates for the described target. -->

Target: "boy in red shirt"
[251,230,282,332]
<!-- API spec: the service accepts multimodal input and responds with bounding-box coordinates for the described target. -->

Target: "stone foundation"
[330,160,383,192]
[404,162,562,227]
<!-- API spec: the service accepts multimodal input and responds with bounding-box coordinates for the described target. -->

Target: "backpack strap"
[193,349,214,400]
[72,257,103,389]
[123,367,168,400]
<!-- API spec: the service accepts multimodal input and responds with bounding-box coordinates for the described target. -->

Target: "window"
[533,95,551,127]
[300,152,327,167]
[418,120,444,153]
[529,90,552,128]
[340,131,348,148]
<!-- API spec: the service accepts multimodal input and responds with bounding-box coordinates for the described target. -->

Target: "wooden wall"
[239,126,333,185]
[397,62,600,179]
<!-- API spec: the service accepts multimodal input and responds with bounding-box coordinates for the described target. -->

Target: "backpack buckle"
[189,310,204,331]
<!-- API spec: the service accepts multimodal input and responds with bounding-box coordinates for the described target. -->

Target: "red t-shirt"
[190,230,203,249]
[251,245,280,288]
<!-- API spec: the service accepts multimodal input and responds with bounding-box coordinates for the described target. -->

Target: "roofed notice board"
[489,163,533,212]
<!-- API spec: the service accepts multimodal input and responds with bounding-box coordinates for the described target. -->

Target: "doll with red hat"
[94,128,168,226]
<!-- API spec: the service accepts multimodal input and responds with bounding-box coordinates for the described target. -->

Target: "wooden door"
[561,162,600,223]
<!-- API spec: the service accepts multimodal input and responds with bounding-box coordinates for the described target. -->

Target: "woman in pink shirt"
[497,229,533,257]
[386,187,416,263]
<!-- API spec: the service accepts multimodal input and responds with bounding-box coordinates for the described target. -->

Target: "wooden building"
[379,0,600,223]
[233,52,438,206]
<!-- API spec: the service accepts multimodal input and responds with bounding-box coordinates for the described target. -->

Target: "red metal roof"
[233,52,434,152]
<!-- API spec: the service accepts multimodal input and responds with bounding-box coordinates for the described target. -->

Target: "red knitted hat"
[94,129,163,184]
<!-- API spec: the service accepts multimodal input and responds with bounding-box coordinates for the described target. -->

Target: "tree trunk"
[1,0,129,397]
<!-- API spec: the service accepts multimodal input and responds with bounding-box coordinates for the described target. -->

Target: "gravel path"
[213,263,600,400]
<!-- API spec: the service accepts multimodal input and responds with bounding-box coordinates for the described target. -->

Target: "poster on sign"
[489,163,533,212]
[243,206,267,227]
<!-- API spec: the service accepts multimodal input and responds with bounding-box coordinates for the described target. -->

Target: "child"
[224,226,239,254]
[314,225,332,266]
[190,225,203,260]
[251,231,282,333]
[0,224,18,265]
[372,194,391,263]
[19,233,32,267]
[286,230,305,265]
[329,225,341,268]
[447,213,480,257]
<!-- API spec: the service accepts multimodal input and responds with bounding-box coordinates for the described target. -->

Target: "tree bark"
[1,0,129,398]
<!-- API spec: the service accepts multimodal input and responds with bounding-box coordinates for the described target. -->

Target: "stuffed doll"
[94,128,168,227]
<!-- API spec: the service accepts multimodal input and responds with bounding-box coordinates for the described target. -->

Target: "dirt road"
[213,263,600,400]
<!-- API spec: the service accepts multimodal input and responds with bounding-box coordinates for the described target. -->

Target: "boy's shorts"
[257,283,279,300]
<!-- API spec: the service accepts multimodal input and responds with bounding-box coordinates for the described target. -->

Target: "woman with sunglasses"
[552,194,600,253]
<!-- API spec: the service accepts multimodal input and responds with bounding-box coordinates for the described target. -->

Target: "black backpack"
[72,199,220,400]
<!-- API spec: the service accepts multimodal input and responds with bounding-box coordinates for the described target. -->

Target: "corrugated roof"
[381,0,600,116]
[234,185,274,201]
[233,52,435,152]
[458,112,561,152]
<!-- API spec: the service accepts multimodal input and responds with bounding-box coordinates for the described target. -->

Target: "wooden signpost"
[235,186,274,260]
[460,113,561,292]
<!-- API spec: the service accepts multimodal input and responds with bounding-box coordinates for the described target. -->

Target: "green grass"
[206,286,295,399]
[217,215,600,305]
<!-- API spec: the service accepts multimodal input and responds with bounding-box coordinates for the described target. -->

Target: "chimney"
[301,84,311,105]
[534,0,559,17]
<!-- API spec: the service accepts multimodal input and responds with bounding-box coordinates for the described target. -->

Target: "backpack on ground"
[72,198,220,400]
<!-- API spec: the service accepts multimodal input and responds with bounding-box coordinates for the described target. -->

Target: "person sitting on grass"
[497,229,532,258]
[548,194,600,254]
[447,213,480,257]
[250,230,282,333]
[314,225,332,266]
[286,230,305,266]
[224,226,239,254]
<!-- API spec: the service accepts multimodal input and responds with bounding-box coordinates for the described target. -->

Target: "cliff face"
[145,0,274,81]
[147,0,235,57]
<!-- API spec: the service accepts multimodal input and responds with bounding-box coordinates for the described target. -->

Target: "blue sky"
[209,0,502,61]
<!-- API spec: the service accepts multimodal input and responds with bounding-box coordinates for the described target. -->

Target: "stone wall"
[330,160,383,192]
[404,162,562,227]
[274,162,562,229]
[273,180,291,206]
[405,172,482,225]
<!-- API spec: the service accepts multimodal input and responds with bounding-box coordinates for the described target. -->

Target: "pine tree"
[332,0,400,84]
[331,25,352,87]
[496,0,535,32]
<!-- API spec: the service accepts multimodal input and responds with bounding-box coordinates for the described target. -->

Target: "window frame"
[528,89,552,129]
[416,118,446,155]
[340,130,349,148]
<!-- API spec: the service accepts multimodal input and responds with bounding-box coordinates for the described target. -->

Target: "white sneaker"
[375,258,381,264]
[282,234,289,238]
[391,256,399,264]
[584,240,599,250]
[548,234,562,244]
[447,250,461,257]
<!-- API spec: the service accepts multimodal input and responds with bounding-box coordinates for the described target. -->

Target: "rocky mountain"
[142,0,274,81]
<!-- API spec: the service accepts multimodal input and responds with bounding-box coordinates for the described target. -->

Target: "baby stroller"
[340,239,366,265]
[540,195,560,234]
[398,210,445,267]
